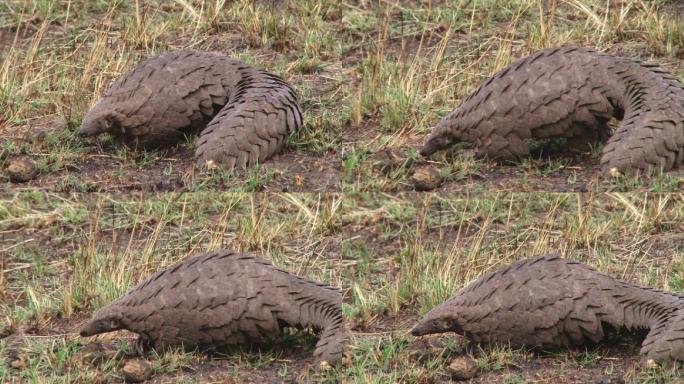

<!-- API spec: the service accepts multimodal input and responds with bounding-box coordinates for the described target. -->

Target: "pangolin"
[79,249,347,366]
[420,46,684,174]
[411,254,684,366]
[79,50,303,170]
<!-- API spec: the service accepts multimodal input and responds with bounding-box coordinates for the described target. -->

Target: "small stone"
[7,350,28,371]
[9,358,27,370]
[121,359,152,383]
[447,356,479,381]
[5,156,37,183]
[608,167,622,178]
[412,165,443,191]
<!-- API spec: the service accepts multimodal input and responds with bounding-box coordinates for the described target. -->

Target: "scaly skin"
[79,50,302,170]
[421,46,684,175]
[80,250,347,366]
[195,65,303,169]
[412,254,684,366]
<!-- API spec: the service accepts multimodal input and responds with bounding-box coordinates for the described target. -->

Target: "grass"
[0,0,683,191]
[2,192,684,382]
[2,0,684,383]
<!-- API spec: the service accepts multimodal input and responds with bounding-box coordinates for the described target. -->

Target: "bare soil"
[2,120,648,193]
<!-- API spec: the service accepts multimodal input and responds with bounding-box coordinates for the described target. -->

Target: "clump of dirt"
[4,155,37,182]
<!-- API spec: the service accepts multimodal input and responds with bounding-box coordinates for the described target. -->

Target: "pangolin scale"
[80,250,347,366]
[79,50,303,170]
[421,46,684,174]
[412,254,684,366]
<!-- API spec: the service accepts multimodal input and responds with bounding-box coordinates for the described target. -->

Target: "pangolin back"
[412,254,684,365]
[421,46,684,174]
[79,50,302,170]
[80,249,346,366]
[195,64,303,169]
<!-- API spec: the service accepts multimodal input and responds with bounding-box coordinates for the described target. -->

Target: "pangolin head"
[79,305,125,337]
[420,119,459,157]
[78,104,124,137]
[411,301,462,336]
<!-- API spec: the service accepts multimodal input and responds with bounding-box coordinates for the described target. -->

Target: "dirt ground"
[2,1,684,383]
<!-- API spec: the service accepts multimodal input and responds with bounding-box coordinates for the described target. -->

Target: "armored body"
[421,47,684,174]
[80,250,346,365]
[79,50,302,170]
[412,254,684,365]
